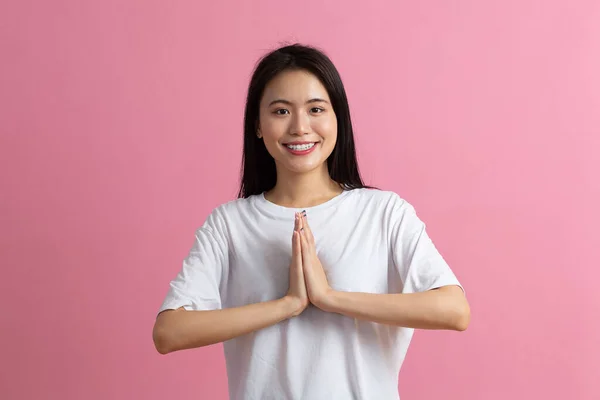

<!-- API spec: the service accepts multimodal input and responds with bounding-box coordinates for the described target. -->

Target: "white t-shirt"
[159,188,462,400]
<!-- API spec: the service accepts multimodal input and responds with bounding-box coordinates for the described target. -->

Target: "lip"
[283,141,319,156]
[282,141,318,145]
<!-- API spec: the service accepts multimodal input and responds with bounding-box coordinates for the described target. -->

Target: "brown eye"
[274,109,289,115]
[311,107,324,113]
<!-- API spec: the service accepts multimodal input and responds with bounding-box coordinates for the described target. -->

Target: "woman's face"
[258,69,337,175]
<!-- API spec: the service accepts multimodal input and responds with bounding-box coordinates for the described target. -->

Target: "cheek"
[259,120,286,156]
[314,116,337,141]
[260,116,286,139]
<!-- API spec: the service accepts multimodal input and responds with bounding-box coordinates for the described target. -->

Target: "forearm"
[153,296,301,354]
[322,285,470,331]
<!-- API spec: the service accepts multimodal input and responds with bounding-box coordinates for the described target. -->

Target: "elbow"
[437,286,470,331]
[454,311,470,331]
[153,322,173,355]
[453,300,471,332]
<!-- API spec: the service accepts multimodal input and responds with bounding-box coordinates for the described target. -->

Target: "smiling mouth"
[284,142,317,151]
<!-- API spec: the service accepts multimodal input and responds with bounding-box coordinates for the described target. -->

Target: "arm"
[153,296,303,354]
[154,214,309,354]
[319,285,470,331]
[297,212,470,331]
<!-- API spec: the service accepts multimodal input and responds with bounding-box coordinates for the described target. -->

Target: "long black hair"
[237,43,373,198]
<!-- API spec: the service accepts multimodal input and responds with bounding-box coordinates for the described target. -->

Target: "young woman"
[153,43,470,400]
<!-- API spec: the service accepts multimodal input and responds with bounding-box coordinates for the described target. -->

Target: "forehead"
[261,69,330,103]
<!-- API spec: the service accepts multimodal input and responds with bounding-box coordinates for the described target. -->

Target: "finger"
[299,227,312,260]
[293,231,302,266]
[301,212,315,246]
[301,211,311,235]
[293,213,300,253]
[292,214,298,248]
[296,234,308,289]
[298,229,309,273]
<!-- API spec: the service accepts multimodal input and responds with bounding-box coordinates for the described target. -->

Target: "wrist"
[281,295,304,317]
[313,288,338,313]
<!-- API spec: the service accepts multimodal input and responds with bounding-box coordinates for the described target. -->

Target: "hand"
[285,212,309,317]
[298,212,333,310]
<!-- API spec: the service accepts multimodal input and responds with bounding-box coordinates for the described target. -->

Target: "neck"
[265,164,343,208]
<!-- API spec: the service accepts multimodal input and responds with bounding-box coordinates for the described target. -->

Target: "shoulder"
[199,195,258,234]
[212,195,257,217]
[348,188,423,232]
[348,187,413,212]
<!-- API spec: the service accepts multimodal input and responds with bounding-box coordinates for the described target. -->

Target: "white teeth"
[286,143,315,151]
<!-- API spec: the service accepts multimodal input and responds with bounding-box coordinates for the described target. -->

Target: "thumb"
[299,230,312,277]
[292,231,302,265]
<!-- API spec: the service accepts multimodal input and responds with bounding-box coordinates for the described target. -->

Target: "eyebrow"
[268,98,330,107]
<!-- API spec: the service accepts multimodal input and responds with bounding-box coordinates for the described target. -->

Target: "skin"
[258,69,470,330]
[152,69,469,356]
[258,69,343,209]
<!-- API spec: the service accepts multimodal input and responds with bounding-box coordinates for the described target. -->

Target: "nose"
[289,111,310,136]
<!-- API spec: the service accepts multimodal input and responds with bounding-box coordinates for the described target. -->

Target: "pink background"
[1,1,599,399]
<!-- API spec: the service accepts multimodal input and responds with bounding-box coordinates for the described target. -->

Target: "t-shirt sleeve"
[390,196,463,294]
[158,212,228,313]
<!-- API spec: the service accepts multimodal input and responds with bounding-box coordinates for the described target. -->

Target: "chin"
[287,164,321,174]
[279,159,325,175]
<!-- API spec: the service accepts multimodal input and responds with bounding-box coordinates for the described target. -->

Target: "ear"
[254,120,262,139]
[255,120,261,138]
